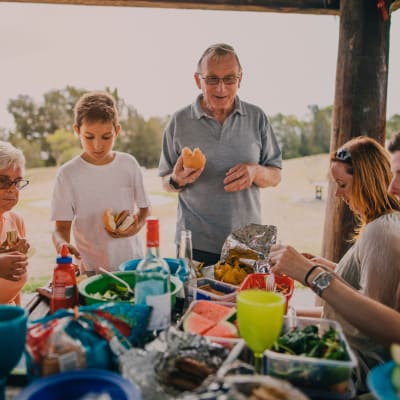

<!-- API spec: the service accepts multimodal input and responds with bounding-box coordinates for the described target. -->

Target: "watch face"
[312,272,334,295]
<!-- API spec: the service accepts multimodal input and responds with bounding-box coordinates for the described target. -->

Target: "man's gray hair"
[197,43,242,73]
[0,141,26,172]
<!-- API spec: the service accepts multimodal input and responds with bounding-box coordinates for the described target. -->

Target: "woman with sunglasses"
[270,136,400,392]
[0,141,30,305]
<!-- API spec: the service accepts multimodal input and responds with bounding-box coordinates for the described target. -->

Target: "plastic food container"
[265,317,358,392]
[193,278,237,303]
[119,258,181,275]
[179,300,242,349]
[239,273,294,312]
[78,271,182,307]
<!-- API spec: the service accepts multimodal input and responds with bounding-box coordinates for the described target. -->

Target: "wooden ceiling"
[2,1,399,14]
[0,0,339,15]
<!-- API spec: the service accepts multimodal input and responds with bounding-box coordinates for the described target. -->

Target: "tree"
[270,113,305,159]
[306,105,332,154]
[387,114,400,139]
[46,129,81,166]
[8,132,45,168]
[116,105,167,168]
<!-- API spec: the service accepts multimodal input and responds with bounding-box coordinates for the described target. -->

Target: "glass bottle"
[179,229,197,310]
[135,217,171,331]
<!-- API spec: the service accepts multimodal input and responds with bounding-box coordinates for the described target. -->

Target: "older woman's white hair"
[0,141,26,172]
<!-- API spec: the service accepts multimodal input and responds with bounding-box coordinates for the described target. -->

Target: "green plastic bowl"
[78,271,182,307]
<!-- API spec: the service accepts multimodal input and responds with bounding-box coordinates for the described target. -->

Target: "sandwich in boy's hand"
[103,209,136,233]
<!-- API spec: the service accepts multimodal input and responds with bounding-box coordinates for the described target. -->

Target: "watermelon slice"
[190,300,236,323]
[183,311,216,335]
[204,320,238,338]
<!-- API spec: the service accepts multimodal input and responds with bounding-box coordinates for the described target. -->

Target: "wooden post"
[322,0,391,262]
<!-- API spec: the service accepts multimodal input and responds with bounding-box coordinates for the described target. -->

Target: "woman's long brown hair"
[331,136,400,237]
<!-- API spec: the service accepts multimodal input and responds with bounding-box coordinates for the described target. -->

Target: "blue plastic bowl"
[15,369,141,400]
[119,257,181,275]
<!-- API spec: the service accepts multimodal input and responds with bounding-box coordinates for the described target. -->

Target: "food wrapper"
[120,327,232,400]
[220,223,277,264]
[180,360,310,399]
[26,303,151,378]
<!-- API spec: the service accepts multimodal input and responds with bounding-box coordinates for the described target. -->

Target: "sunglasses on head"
[335,148,351,162]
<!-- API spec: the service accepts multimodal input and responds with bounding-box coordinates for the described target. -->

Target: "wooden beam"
[0,0,340,15]
[322,0,390,262]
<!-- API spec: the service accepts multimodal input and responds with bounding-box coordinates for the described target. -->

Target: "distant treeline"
[1,86,399,169]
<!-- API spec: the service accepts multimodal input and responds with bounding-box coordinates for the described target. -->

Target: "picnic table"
[7,286,374,400]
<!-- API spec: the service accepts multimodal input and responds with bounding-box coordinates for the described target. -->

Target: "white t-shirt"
[51,152,151,272]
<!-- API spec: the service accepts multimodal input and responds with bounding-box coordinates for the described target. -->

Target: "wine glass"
[0,305,28,400]
[237,289,285,374]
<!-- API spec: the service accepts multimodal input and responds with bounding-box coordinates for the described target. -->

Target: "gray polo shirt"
[159,95,282,255]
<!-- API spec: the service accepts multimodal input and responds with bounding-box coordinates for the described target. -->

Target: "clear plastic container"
[265,317,358,392]
[179,300,241,349]
[193,278,237,303]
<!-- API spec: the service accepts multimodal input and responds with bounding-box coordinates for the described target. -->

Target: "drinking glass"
[0,305,28,400]
[237,290,285,373]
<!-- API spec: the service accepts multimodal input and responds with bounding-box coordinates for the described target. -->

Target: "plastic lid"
[56,244,72,264]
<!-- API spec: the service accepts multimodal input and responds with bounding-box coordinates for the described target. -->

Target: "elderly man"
[159,43,282,265]
[388,131,400,199]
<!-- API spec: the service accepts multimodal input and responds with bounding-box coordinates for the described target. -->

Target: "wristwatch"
[310,271,334,296]
[168,175,184,191]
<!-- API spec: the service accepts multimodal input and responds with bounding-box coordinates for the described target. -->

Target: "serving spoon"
[99,267,134,296]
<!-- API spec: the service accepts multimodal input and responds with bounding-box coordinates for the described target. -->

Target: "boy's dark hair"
[74,91,119,129]
[388,132,400,153]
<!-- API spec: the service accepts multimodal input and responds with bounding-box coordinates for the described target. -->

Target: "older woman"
[270,136,400,392]
[0,141,30,305]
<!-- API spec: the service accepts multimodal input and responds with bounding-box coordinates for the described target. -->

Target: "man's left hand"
[223,163,256,192]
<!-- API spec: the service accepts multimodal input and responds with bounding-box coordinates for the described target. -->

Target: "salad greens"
[92,282,135,302]
[272,325,350,361]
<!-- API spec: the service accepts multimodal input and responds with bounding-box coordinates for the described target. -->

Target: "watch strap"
[169,176,185,191]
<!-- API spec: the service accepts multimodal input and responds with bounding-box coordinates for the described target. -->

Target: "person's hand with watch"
[269,243,335,296]
[165,155,205,192]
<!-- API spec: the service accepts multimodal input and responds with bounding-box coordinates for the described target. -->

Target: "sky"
[0,2,399,131]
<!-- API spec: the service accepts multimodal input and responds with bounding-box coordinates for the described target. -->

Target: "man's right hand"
[0,252,28,282]
[167,156,205,190]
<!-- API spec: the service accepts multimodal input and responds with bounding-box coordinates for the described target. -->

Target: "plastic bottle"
[50,244,78,313]
[178,229,197,311]
[135,217,171,331]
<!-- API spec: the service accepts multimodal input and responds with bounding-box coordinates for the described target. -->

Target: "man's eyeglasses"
[0,176,29,190]
[199,74,241,86]
[335,148,351,162]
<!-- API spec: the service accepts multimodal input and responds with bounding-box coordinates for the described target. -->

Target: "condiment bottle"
[50,244,78,313]
[135,217,171,331]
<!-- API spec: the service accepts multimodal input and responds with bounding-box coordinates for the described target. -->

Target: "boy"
[51,91,151,273]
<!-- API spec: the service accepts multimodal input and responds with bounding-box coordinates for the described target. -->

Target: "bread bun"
[103,209,134,233]
[103,208,117,232]
[182,147,206,170]
[115,210,130,228]
[117,213,135,232]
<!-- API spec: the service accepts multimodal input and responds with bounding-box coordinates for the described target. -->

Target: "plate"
[367,361,399,400]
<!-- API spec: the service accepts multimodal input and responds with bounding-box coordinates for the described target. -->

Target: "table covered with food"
[4,223,386,400]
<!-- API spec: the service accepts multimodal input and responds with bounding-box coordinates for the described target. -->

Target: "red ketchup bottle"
[50,244,78,313]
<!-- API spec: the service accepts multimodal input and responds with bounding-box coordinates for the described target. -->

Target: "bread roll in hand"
[103,208,135,233]
[182,147,206,170]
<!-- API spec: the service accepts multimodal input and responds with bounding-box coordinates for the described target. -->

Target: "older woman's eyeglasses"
[199,74,241,86]
[335,148,351,162]
[0,176,29,190]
